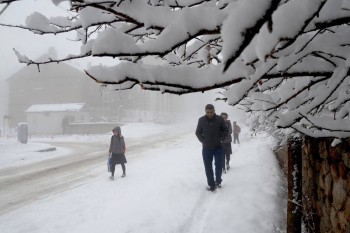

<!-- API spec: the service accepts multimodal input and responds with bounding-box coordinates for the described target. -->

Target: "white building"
[25,103,89,134]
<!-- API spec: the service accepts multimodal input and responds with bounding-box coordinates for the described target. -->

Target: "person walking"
[220,112,232,173]
[108,126,127,180]
[233,121,241,144]
[196,104,229,191]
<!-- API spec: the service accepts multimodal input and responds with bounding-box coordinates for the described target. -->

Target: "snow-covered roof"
[25,103,86,113]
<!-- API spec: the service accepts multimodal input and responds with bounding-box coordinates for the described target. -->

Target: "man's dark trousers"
[202,146,223,188]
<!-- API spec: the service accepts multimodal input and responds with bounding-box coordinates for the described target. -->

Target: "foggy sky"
[0,0,77,80]
[0,0,96,129]
[0,0,247,132]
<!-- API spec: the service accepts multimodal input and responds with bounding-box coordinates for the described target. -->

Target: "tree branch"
[223,0,281,71]
[85,69,244,95]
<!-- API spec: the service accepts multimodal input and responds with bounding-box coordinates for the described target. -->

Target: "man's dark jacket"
[195,114,229,148]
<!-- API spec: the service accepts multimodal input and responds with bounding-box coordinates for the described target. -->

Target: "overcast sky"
[0,0,115,128]
[0,0,83,80]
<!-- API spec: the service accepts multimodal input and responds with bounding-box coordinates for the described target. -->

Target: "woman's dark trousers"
[222,143,231,170]
[111,163,125,176]
[222,154,230,170]
[110,153,126,176]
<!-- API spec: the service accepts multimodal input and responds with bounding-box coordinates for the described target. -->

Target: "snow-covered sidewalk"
[0,127,285,233]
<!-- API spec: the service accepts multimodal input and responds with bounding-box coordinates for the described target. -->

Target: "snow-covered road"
[0,128,190,215]
[0,123,286,233]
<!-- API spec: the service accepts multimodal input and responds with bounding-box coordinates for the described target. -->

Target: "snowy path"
[0,133,285,233]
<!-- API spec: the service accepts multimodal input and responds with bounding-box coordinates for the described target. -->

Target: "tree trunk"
[287,137,302,233]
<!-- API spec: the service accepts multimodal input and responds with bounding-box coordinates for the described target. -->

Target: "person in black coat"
[195,104,229,191]
[220,112,232,173]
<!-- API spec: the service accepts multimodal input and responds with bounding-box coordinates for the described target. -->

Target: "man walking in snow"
[196,104,229,191]
[233,121,241,144]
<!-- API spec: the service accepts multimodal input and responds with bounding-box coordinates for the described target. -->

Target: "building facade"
[6,54,184,131]
[25,103,89,134]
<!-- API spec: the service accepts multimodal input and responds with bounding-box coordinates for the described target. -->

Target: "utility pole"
[2,116,4,137]
[3,115,10,137]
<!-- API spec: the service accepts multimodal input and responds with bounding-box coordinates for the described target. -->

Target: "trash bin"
[18,122,28,144]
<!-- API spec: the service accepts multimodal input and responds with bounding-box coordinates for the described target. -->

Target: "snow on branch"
[0,0,20,3]
[222,0,281,71]
[0,2,10,15]
[2,0,350,137]
[85,61,246,94]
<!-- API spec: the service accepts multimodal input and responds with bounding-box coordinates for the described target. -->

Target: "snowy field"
[0,122,286,233]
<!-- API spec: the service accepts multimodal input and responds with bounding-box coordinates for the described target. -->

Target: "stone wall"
[274,137,350,233]
[303,137,350,233]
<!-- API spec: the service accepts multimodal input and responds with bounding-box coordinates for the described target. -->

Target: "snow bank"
[0,138,70,167]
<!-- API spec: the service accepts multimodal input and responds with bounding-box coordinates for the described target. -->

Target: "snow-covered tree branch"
[1,0,350,137]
